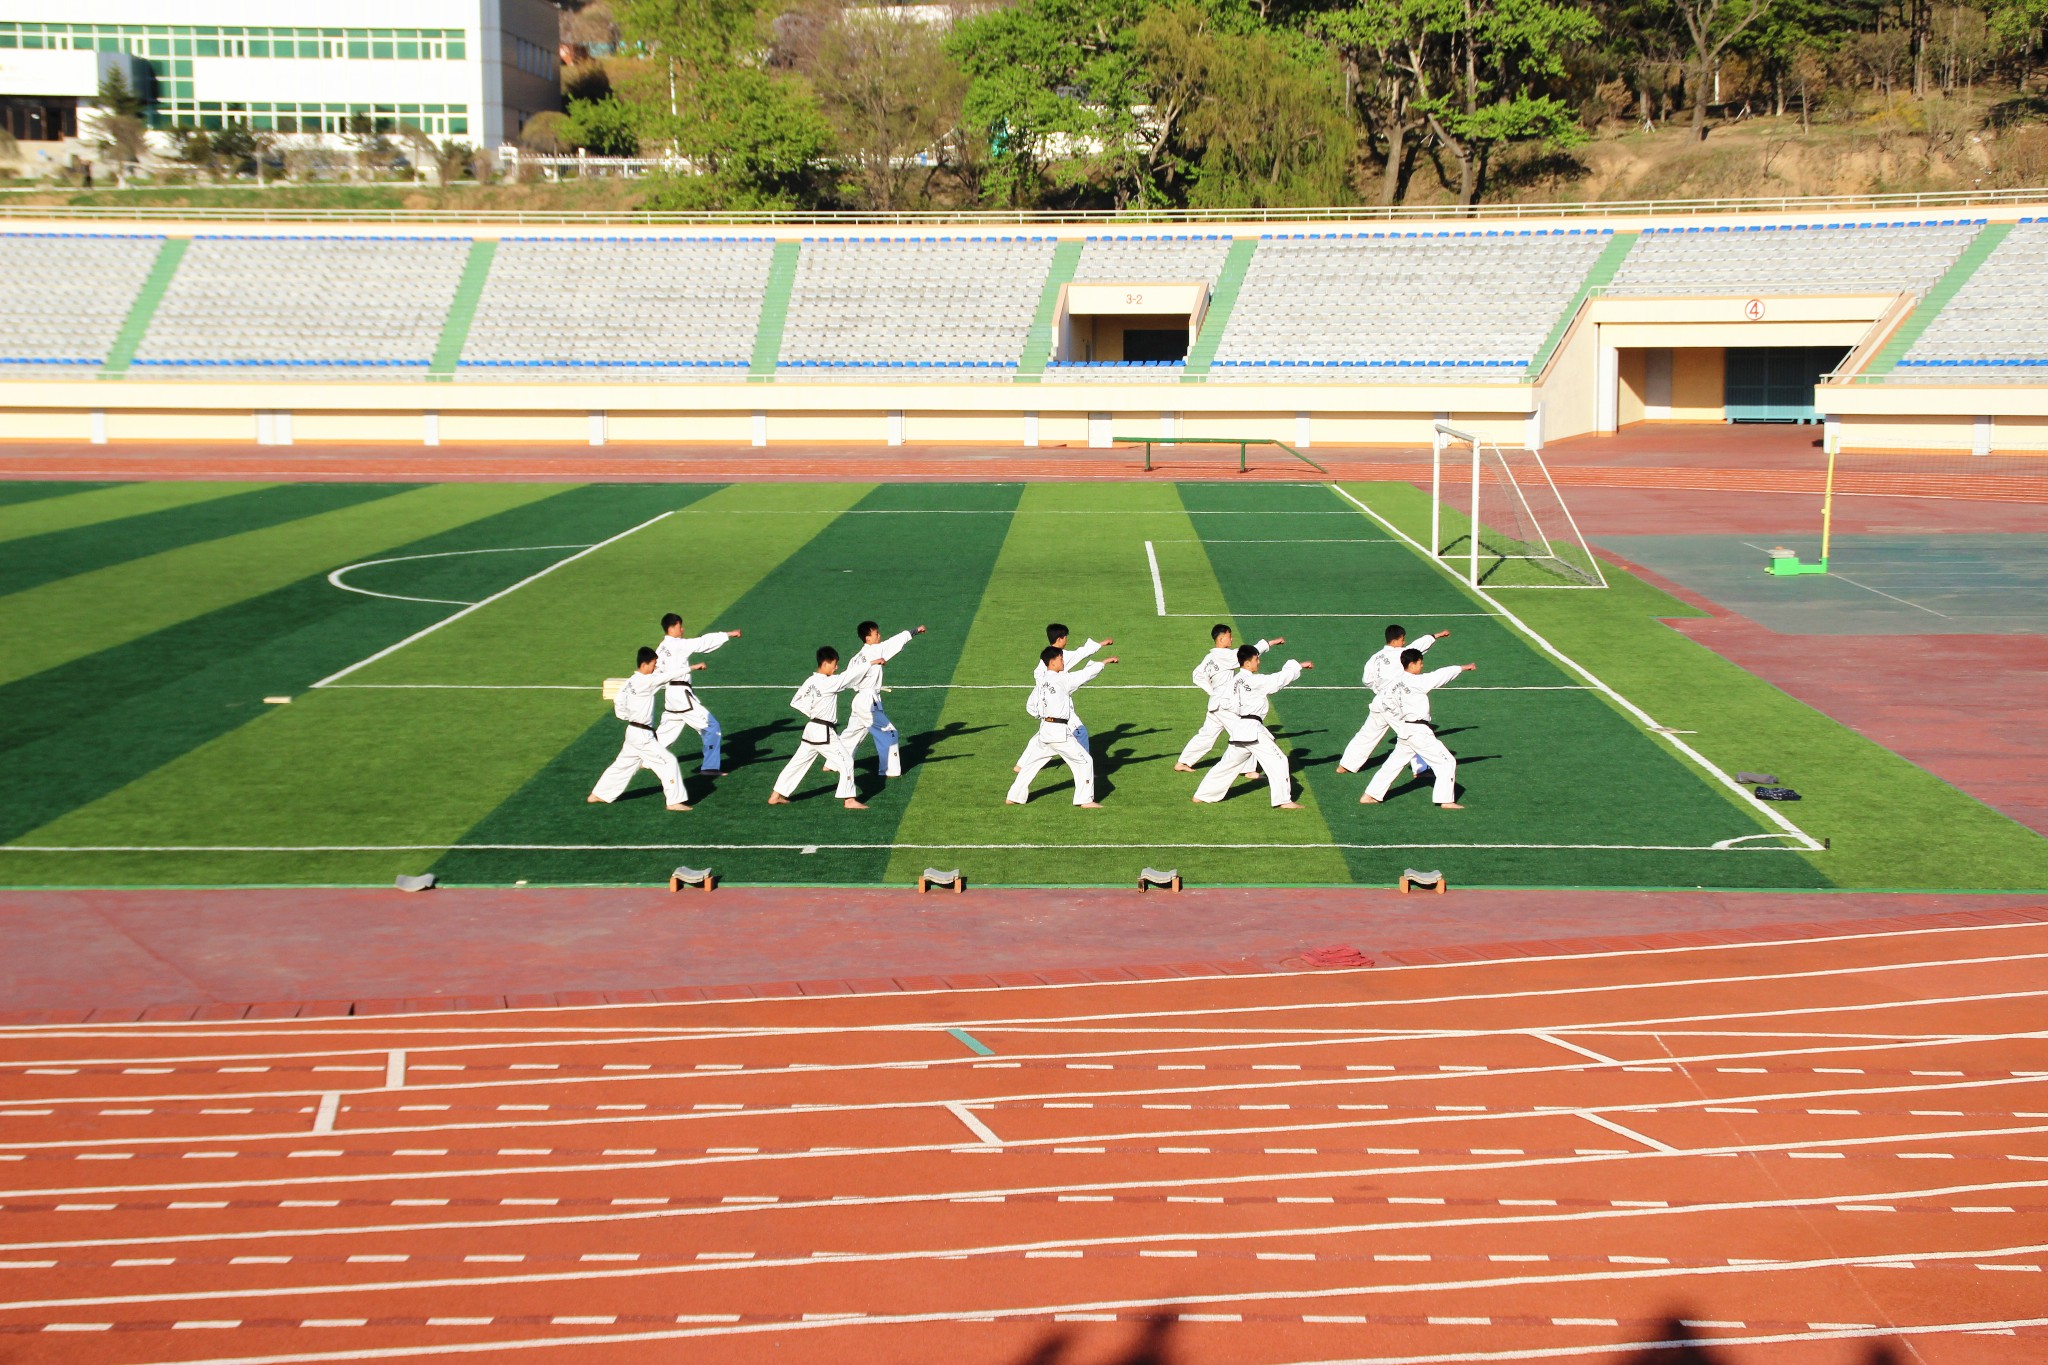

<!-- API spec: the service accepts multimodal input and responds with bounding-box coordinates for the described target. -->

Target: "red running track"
[2,917,2045,1364]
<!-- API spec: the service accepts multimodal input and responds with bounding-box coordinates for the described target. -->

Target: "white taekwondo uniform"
[1364,664,1466,804]
[1176,637,1271,767]
[590,669,689,807]
[843,629,915,778]
[653,630,730,771]
[1008,660,1108,805]
[1035,638,1102,749]
[1338,635,1436,775]
[1193,660,1304,806]
[771,662,870,801]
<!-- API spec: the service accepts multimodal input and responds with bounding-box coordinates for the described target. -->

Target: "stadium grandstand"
[1,199,2046,454]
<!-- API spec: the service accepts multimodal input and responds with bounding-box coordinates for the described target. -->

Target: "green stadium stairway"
[1859,221,2010,379]
[1524,230,1637,379]
[1181,237,1258,382]
[1014,239,1084,382]
[749,240,802,381]
[429,239,496,382]
[99,237,188,379]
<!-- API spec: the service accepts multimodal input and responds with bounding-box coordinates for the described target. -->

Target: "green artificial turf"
[0,481,248,544]
[2,477,2041,892]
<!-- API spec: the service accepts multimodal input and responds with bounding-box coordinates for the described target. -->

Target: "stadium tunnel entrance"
[1573,294,1891,432]
[1056,282,1207,365]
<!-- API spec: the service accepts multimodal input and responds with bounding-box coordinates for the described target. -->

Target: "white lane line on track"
[308,510,675,690]
[5,1129,2041,1256]
[308,1096,337,1136]
[3,916,2035,1035]
[1575,1112,1679,1155]
[7,981,2043,1112]
[1527,1032,1619,1065]
[383,1052,405,1091]
[5,1072,2041,1198]
[1325,483,1824,852]
[47,1247,2048,1363]
[944,1104,1003,1147]
[1280,1317,2048,1365]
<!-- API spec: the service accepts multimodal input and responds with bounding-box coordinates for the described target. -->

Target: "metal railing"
[0,186,2042,228]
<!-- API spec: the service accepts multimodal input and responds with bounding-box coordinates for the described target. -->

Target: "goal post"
[1431,422,1607,589]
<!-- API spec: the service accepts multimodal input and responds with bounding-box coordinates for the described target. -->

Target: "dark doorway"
[1725,345,1851,423]
[1122,328,1189,363]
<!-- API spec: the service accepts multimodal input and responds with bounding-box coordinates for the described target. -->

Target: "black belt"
[627,720,655,732]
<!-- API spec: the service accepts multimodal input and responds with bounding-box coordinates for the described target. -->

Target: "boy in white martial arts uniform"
[1192,647,1313,808]
[842,620,926,778]
[1038,623,1111,752]
[1337,623,1452,775]
[654,613,740,774]
[1361,650,1477,809]
[587,647,692,811]
[768,646,872,811]
[1174,623,1281,771]
[1008,646,1117,807]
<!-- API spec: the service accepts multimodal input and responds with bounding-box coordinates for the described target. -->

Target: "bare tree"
[1673,0,1775,140]
[810,6,966,210]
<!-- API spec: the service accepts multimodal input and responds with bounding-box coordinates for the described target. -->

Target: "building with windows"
[0,0,560,161]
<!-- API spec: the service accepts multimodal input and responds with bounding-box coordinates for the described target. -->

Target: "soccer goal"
[1430,422,1607,589]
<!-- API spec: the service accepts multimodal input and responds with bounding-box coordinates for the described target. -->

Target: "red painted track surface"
[2,916,2045,1364]
[3,425,2045,502]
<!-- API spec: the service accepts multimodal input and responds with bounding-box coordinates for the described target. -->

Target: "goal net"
[1431,423,1607,589]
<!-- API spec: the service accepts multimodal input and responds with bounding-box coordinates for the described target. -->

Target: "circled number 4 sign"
[1743,298,1766,321]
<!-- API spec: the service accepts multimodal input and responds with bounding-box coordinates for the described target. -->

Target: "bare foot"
[1335,766,1353,775]
[586,795,604,804]
[1012,765,1022,774]
[843,799,868,810]
[1359,794,1381,805]
[1077,801,1103,809]
[767,792,790,805]
[1173,763,1196,772]
[1439,802,1465,810]
[1277,801,1304,809]
[1005,799,1024,805]
[666,803,692,812]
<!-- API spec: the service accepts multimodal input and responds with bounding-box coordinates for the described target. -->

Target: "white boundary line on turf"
[325,545,595,607]
[1325,484,1826,852]
[51,1243,2048,1363]
[7,1176,2042,1313]
[315,682,1592,693]
[307,511,676,690]
[0,839,1809,855]
[1144,539,1167,616]
[0,917,2035,1034]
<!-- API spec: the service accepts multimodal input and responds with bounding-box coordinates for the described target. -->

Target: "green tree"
[812,8,968,209]
[564,95,648,155]
[1178,30,1355,206]
[92,68,150,185]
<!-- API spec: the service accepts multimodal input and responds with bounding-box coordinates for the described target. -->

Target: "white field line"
[4,916,2031,1036]
[308,510,675,690]
[1144,539,1167,616]
[0,838,1806,855]
[1574,1111,1679,1154]
[6,1051,2040,1169]
[1161,612,1504,619]
[5,1121,2039,1255]
[2,942,2040,1068]
[324,545,593,607]
[5,1014,2042,1127]
[1326,484,1825,852]
[7,1177,2043,1314]
[50,1244,2048,1364]
[315,681,1587,692]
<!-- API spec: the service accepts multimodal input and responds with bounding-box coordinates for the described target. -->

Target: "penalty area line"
[309,510,676,690]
